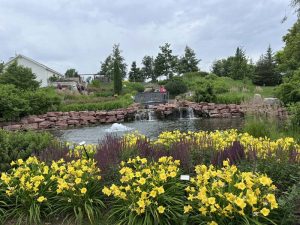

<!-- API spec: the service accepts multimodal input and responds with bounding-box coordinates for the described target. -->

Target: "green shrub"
[0,84,30,121]
[165,77,188,96]
[193,84,216,103]
[0,130,54,171]
[124,82,145,93]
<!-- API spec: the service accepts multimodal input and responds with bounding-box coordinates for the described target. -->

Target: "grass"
[181,72,276,103]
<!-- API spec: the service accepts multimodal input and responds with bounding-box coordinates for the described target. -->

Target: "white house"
[4,54,63,87]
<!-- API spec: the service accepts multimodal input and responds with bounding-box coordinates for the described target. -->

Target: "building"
[4,54,63,87]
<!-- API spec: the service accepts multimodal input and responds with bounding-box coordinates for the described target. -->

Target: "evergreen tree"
[141,56,156,82]
[0,61,40,90]
[111,44,127,79]
[65,68,79,78]
[99,55,113,80]
[178,46,200,73]
[154,43,178,79]
[129,61,143,82]
[229,47,250,80]
[0,61,4,74]
[113,59,122,95]
[253,46,281,86]
[211,57,234,77]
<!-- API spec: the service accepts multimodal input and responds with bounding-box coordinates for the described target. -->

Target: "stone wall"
[1,107,138,131]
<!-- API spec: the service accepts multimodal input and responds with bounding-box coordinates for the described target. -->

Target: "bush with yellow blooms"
[102,156,185,225]
[184,160,278,225]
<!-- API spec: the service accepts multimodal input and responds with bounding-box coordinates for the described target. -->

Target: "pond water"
[53,118,244,144]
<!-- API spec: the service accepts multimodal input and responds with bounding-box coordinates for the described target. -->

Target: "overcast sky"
[0,0,298,73]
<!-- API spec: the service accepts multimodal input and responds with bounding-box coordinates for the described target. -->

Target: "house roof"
[5,54,63,77]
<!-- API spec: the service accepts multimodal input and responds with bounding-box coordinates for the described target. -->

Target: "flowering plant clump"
[49,158,104,224]
[0,157,104,225]
[184,161,278,225]
[103,156,185,225]
[0,157,54,224]
[68,143,97,159]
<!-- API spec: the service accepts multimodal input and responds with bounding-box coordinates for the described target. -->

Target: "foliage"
[103,156,185,225]
[184,161,278,225]
[60,95,133,111]
[141,56,156,82]
[211,47,254,80]
[165,77,188,96]
[193,83,216,103]
[276,19,300,73]
[128,61,143,82]
[0,157,104,225]
[253,46,281,86]
[123,81,144,93]
[0,85,61,121]
[154,43,178,79]
[0,61,4,74]
[178,46,200,74]
[276,68,300,104]
[215,93,246,104]
[0,62,40,90]
[288,102,300,130]
[99,55,113,80]
[113,59,123,95]
[0,130,54,171]
[0,84,30,120]
[65,68,79,78]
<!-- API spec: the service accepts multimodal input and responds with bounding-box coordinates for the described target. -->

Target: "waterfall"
[187,107,195,119]
[147,109,156,121]
[179,107,183,119]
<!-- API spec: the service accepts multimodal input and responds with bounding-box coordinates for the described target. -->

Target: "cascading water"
[187,107,195,119]
[179,107,183,119]
[147,109,156,121]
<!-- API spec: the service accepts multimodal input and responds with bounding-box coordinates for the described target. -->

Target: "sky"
[0,0,298,74]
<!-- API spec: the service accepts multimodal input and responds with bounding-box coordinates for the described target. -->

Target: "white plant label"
[180,175,190,181]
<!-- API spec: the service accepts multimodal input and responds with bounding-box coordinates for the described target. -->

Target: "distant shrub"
[165,77,188,96]
[124,82,145,93]
[158,80,167,85]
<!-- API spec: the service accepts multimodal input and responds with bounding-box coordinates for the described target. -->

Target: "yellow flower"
[260,207,270,216]
[234,197,246,209]
[102,186,112,196]
[208,221,218,225]
[157,206,165,214]
[81,187,87,194]
[156,186,165,194]
[37,196,47,203]
[184,205,193,213]
[75,178,82,184]
[259,176,272,186]
[150,190,157,198]
[234,182,246,190]
[138,177,146,185]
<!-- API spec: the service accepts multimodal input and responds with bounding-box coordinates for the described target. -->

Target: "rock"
[3,124,22,131]
[106,116,117,123]
[48,117,58,122]
[253,94,263,104]
[47,112,57,117]
[67,120,79,125]
[55,121,68,128]
[39,121,54,129]
[22,123,39,130]
[27,116,45,123]
[263,98,281,106]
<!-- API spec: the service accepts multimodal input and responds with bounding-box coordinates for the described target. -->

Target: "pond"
[53,117,244,144]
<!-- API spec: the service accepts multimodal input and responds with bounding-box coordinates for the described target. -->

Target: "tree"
[154,43,178,79]
[0,61,4,74]
[211,57,235,77]
[99,55,113,80]
[113,59,122,95]
[141,56,156,82]
[253,46,281,86]
[129,61,143,82]
[229,47,251,80]
[178,46,200,73]
[65,68,79,78]
[112,44,127,79]
[0,62,40,90]
[276,20,300,74]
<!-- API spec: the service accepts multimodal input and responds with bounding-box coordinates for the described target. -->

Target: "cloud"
[0,0,297,73]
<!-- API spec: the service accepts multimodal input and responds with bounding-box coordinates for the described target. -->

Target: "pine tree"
[141,56,156,82]
[129,61,143,82]
[154,43,178,79]
[178,46,200,73]
[113,59,122,95]
[253,46,281,86]
[112,44,127,79]
[99,55,113,80]
[229,47,249,80]
[0,61,4,74]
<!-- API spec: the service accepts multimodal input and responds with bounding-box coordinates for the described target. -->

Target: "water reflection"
[53,118,244,144]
